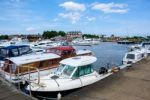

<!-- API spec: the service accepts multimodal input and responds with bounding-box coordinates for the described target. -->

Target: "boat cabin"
[1,53,60,83]
[46,46,76,59]
[46,46,93,59]
[123,50,147,64]
[55,56,97,79]
[0,45,32,61]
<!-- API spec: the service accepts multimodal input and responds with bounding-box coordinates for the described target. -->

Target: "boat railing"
[0,62,41,96]
[0,62,40,84]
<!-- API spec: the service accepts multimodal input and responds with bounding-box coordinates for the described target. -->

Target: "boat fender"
[99,67,108,74]
[22,80,26,85]
[111,67,120,73]
[57,92,61,100]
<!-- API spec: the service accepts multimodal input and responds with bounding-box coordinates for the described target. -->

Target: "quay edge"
[0,76,37,100]
[62,57,150,100]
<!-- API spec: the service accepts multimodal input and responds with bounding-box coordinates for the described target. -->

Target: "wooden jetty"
[0,77,36,100]
[62,57,150,100]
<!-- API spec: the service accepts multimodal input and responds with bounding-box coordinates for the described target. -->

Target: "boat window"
[0,49,8,57]
[141,53,145,58]
[55,64,65,75]
[73,64,93,78]
[38,43,45,45]
[56,50,61,55]
[62,65,75,78]
[126,54,135,59]
[47,42,52,44]
[19,46,31,55]
[11,49,19,56]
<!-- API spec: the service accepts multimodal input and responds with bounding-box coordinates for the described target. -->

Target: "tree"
[42,30,66,39]
[0,35,9,40]
[58,31,66,36]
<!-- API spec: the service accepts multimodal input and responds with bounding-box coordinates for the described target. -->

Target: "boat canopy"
[127,49,146,55]
[5,53,60,66]
[0,45,29,50]
[47,46,75,51]
[0,45,32,60]
[76,49,92,55]
[60,56,97,67]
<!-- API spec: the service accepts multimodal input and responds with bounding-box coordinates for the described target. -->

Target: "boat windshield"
[0,49,8,57]
[55,64,75,78]
[127,54,135,59]
[55,64,65,75]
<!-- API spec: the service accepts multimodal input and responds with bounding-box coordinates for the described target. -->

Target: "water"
[75,42,129,70]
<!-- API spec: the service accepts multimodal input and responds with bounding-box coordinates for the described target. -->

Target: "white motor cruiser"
[26,56,112,94]
[123,49,147,65]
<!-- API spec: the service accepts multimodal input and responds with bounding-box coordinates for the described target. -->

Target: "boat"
[123,49,147,65]
[26,56,113,95]
[0,53,61,83]
[0,45,32,66]
[72,39,92,46]
[146,47,150,56]
[45,46,93,59]
[0,37,29,47]
[31,40,63,50]
[91,40,100,45]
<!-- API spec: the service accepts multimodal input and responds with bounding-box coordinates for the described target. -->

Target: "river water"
[75,42,129,70]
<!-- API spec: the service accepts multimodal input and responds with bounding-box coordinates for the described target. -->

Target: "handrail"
[20,66,40,84]
[0,62,40,84]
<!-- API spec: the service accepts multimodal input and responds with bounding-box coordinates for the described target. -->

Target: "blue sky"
[0,0,150,36]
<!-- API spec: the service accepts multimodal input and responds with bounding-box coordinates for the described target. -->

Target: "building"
[66,31,82,41]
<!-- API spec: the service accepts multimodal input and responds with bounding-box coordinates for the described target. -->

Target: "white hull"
[26,71,112,92]
[0,68,57,83]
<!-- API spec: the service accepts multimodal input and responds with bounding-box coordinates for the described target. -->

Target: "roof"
[76,49,92,55]
[127,49,146,55]
[60,56,97,67]
[6,53,60,66]
[48,46,75,51]
[0,45,29,50]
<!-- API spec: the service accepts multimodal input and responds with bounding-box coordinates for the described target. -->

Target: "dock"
[62,57,150,100]
[0,77,36,100]
[117,41,135,44]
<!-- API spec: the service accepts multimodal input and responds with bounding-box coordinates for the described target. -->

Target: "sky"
[0,0,150,36]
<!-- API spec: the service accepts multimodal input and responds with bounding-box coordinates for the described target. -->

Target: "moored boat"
[26,56,113,96]
[123,49,147,65]
[0,45,32,67]
[46,46,93,59]
[0,53,61,83]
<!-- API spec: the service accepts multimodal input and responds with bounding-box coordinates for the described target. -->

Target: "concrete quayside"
[62,57,150,100]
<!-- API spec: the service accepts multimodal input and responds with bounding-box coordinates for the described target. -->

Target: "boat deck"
[0,77,36,100]
[62,57,150,100]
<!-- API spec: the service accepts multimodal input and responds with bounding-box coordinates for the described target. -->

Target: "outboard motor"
[99,67,108,74]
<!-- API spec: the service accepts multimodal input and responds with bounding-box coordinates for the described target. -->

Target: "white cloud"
[86,16,96,21]
[59,1,86,12]
[59,12,81,24]
[26,27,36,31]
[91,2,128,14]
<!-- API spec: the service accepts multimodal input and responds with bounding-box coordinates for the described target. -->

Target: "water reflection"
[75,42,128,70]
